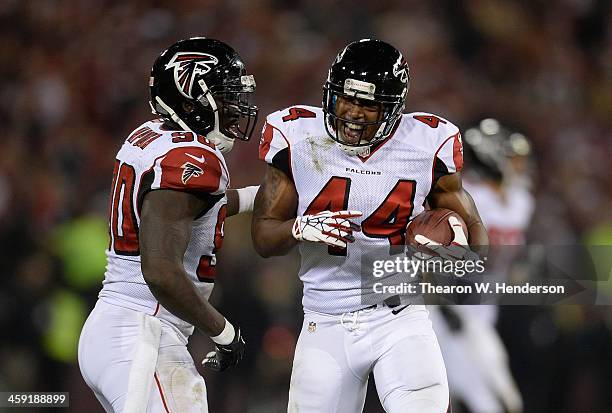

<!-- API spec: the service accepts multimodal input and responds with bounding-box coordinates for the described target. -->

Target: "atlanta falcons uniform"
[79,119,229,413]
[260,105,463,413]
[430,179,533,413]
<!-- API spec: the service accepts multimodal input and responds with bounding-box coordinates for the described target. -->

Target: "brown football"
[406,208,468,251]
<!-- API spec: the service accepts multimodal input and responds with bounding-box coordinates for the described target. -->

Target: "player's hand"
[414,216,479,261]
[202,327,245,372]
[292,210,362,248]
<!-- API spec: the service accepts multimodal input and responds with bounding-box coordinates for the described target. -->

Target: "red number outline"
[170,131,216,150]
[304,176,351,256]
[282,107,317,122]
[305,177,416,255]
[414,115,447,128]
[361,180,416,247]
[197,205,227,282]
[109,161,139,255]
[171,131,194,143]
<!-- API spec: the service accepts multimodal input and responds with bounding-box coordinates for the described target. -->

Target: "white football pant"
[78,300,208,413]
[429,305,523,413]
[288,305,449,413]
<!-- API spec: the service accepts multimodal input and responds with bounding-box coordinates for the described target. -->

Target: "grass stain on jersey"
[307,135,333,173]
[306,136,323,173]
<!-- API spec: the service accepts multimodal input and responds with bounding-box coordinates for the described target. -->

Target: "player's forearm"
[468,221,489,257]
[429,175,489,255]
[251,166,299,257]
[142,263,225,336]
[460,189,489,256]
[252,217,297,257]
[226,189,240,217]
[139,190,230,336]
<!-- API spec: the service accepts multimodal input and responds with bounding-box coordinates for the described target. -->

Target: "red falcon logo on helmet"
[165,52,219,98]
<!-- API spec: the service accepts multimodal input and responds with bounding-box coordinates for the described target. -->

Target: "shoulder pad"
[408,112,460,142]
[151,146,228,195]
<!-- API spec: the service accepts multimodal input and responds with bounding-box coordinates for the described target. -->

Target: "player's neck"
[159,119,182,131]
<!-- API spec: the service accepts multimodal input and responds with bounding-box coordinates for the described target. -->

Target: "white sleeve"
[259,119,291,178]
[433,131,464,181]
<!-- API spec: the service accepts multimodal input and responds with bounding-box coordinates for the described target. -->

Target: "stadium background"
[1,0,611,412]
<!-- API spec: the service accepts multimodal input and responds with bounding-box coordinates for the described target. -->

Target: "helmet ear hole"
[181,102,195,114]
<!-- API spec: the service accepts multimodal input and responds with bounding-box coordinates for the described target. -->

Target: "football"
[406,208,468,250]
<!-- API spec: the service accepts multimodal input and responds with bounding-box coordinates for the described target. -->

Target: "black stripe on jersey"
[137,169,155,214]
[271,147,292,180]
[433,156,450,185]
[198,277,216,283]
[194,193,224,220]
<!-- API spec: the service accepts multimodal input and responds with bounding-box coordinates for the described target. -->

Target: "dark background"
[1,0,611,412]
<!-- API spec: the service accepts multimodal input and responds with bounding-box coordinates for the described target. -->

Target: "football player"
[252,39,488,413]
[78,38,259,413]
[429,119,534,413]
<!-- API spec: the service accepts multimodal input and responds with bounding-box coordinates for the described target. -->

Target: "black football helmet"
[323,39,410,156]
[463,118,532,183]
[150,37,258,153]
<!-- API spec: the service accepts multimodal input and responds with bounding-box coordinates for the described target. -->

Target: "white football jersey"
[260,106,463,314]
[99,119,229,335]
[464,180,534,246]
[463,179,534,291]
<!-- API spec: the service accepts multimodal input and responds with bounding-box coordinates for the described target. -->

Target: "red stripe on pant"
[154,372,171,413]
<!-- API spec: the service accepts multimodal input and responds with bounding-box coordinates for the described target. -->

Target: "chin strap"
[153,83,236,154]
[154,96,195,134]
[207,130,235,153]
[197,79,235,154]
[336,142,371,157]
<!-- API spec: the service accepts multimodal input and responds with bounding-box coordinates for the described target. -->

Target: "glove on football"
[414,216,479,261]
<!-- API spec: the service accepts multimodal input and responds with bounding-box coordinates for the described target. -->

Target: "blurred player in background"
[429,119,535,413]
[252,39,488,413]
[78,38,259,412]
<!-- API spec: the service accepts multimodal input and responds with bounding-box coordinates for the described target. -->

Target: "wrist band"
[211,319,235,345]
[236,185,259,213]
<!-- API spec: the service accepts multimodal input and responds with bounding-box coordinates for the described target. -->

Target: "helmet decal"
[393,54,409,84]
[150,38,258,145]
[165,52,219,98]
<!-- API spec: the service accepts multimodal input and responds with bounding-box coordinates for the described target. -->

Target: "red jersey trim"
[264,122,293,180]
[259,122,274,161]
[431,132,460,187]
[453,133,463,172]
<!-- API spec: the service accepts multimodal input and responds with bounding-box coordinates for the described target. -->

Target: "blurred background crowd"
[1,0,611,412]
